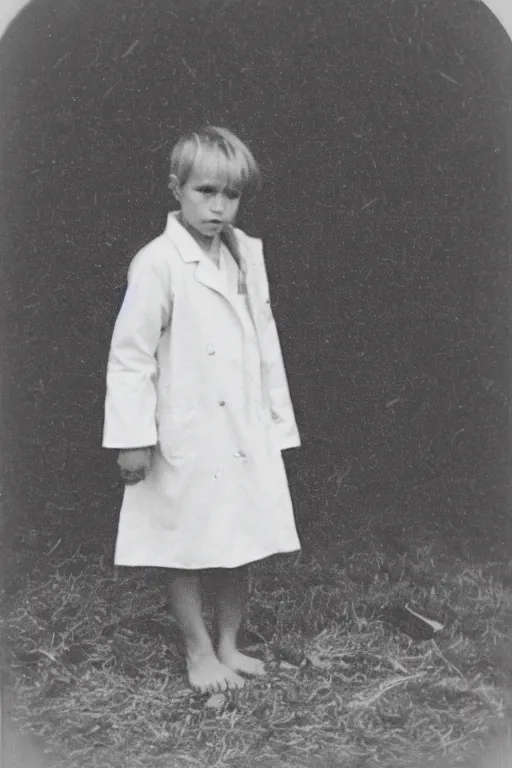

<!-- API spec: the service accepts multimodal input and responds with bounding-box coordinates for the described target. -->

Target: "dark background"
[0,0,511,568]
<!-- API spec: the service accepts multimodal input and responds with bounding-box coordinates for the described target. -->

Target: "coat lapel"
[220,225,248,296]
[194,253,228,298]
[165,212,229,299]
[219,224,266,343]
[165,212,255,305]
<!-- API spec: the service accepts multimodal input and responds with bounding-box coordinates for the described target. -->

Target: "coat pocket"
[157,405,199,462]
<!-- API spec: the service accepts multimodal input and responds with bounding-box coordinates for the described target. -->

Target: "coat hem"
[278,438,301,450]
[113,545,301,570]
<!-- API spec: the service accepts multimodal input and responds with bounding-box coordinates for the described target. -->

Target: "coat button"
[206,344,215,355]
[219,400,226,406]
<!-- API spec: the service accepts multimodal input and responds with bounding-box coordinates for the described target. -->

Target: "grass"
[2,530,512,768]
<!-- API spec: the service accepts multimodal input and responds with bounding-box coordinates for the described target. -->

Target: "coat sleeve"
[256,240,301,451]
[102,248,173,449]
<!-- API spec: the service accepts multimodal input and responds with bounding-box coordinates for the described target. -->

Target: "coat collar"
[164,211,249,299]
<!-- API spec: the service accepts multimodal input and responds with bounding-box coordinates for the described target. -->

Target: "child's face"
[173,167,241,241]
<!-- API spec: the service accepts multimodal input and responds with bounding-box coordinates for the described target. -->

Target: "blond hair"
[169,126,261,194]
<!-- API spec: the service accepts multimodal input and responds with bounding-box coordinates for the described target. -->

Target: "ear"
[168,174,181,200]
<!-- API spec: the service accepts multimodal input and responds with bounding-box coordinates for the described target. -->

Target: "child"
[103,126,301,693]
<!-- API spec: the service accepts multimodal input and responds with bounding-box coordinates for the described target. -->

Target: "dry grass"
[2,537,512,768]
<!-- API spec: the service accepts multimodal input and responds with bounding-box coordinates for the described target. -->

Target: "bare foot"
[187,653,245,693]
[218,649,267,677]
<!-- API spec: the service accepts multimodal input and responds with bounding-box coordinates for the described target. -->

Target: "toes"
[219,651,266,677]
[225,669,245,689]
[187,658,244,694]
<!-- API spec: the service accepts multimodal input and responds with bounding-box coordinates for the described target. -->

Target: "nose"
[210,193,226,214]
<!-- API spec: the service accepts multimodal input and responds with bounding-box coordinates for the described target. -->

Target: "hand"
[117,448,153,485]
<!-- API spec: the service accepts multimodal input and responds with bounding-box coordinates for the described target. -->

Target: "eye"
[225,189,241,201]
[197,186,216,195]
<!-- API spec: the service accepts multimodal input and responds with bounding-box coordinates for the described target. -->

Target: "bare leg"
[213,566,267,676]
[168,569,244,692]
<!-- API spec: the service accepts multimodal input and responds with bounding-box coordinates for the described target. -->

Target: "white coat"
[103,212,301,569]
